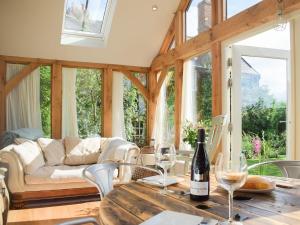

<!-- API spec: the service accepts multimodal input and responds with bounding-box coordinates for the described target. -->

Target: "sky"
[236,25,290,103]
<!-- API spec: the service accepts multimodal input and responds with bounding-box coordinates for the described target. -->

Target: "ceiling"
[0,0,180,67]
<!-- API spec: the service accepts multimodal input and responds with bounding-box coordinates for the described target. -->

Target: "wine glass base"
[218,221,243,225]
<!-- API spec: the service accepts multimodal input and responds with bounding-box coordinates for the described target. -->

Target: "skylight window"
[61,0,117,47]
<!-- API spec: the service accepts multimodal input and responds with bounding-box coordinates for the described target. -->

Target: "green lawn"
[247,155,286,177]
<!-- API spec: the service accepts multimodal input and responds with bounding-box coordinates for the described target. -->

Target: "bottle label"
[190,181,208,196]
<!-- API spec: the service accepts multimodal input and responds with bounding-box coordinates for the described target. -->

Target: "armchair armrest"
[0,145,26,193]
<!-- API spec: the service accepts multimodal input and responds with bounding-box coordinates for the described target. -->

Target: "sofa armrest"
[0,145,26,193]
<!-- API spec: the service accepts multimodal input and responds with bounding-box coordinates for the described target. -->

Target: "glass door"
[230,45,291,175]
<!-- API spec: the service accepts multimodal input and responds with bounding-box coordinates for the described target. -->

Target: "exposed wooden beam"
[102,68,113,137]
[211,0,224,25]
[211,42,223,163]
[159,18,175,55]
[51,64,62,139]
[174,60,183,149]
[210,0,224,163]
[151,0,300,71]
[4,63,40,95]
[177,0,191,11]
[155,67,168,99]
[0,55,55,65]
[121,70,150,101]
[158,0,190,55]
[147,71,157,143]
[0,55,150,73]
[175,10,184,47]
[61,61,150,73]
[0,61,6,134]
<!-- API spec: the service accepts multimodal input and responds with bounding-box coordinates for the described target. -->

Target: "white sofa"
[0,137,139,208]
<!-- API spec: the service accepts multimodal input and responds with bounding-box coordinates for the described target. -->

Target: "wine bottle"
[190,128,210,201]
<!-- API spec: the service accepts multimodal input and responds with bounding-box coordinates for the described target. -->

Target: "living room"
[1,0,300,225]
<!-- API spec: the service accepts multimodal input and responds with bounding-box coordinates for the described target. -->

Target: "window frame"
[61,0,118,46]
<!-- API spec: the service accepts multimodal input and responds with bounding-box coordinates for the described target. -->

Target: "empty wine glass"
[155,143,176,194]
[215,152,248,225]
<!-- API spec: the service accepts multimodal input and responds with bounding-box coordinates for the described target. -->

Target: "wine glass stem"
[163,168,167,192]
[228,190,234,223]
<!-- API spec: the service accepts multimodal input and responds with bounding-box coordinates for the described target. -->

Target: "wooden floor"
[7,201,100,225]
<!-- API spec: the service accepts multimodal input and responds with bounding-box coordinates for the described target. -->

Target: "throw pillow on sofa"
[12,140,45,175]
[37,138,65,166]
[64,137,101,165]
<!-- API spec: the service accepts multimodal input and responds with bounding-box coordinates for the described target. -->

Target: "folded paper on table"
[137,175,184,187]
[139,210,218,225]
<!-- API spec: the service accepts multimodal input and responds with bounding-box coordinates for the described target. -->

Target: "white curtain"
[62,68,79,138]
[6,64,42,131]
[112,71,126,139]
[152,72,168,145]
[179,60,198,150]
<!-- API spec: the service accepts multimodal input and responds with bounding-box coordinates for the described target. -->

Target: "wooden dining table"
[98,175,300,225]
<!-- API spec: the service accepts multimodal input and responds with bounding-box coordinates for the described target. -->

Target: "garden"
[242,99,286,176]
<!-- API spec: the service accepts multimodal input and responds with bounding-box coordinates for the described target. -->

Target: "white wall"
[0,0,179,67]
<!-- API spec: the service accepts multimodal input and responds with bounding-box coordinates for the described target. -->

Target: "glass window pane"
[241,56,287,162]
[76,68,102,137]
[40,66,51,137]
[185,0,211,40]
[64,0,108,34]
[164,68,175,143]
[85,0,108,33]
[226,0,262,18]
[123,75,147,146]
[169,39,175,50]
[181,53,212,149]
[134,73,147,87]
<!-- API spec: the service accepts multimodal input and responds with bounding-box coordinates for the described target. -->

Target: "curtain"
[112,71,126,139]
[179,60,198,150]
[152,72,168,146]
[6,64,42,131]
[62,68,79,138]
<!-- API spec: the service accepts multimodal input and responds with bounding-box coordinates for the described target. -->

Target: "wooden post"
[212,42,222,118]
[175,10,183,47]
[211,0,223,162]
[51,63,62,139]
[102,68,113,137]
[147,71,157,144]
[0,61,6,134]
[174,60,183,149]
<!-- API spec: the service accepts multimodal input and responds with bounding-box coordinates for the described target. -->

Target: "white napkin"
[137,175,184,187]
[140,210,218,225]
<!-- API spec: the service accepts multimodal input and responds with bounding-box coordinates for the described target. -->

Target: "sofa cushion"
[12,140,45,175]
[25,165,88,185]
[37,138,65,166]
[64,137,101,165]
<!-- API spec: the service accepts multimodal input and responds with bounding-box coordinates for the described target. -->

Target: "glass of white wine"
[155,143,176,194]
[215,152,248,225]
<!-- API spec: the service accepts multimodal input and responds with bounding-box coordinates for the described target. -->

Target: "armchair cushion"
[37,138,65,166]
[64,137,101,165]
[12,140,45,175]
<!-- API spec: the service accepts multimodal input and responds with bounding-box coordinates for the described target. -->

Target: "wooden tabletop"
[98,176,300,225]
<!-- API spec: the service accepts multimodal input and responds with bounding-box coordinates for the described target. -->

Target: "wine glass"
[215,152,248,225]
[155,143,176,194]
